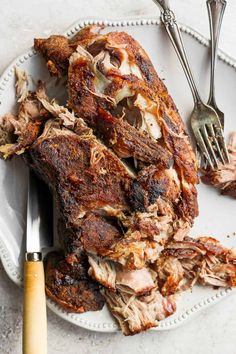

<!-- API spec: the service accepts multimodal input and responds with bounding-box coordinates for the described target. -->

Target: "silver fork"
[152,0,230,169]
[207,0,227,129]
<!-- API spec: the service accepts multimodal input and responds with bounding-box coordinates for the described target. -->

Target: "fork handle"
[23,253,47,354]
[152,0,202,104]
[207,0,226,107]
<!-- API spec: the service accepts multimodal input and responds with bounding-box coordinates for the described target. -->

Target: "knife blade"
[26,170,53,254]
[23,169,53,354]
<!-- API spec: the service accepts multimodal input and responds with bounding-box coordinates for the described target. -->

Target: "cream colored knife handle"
[23,253,47,354]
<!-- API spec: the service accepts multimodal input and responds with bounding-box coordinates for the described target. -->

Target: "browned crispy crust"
[129,165,181,212]
[105,31,169,98]
[67,56,98,122]
[177,182,198,222]
[27,128,132,228]
[80,213,123,256]
[34,25,103,77]
[44,251,104,312]
[34,36,74,77]
[27,125,133,260]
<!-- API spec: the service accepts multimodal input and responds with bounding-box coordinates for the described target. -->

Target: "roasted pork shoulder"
[0,26,235,335]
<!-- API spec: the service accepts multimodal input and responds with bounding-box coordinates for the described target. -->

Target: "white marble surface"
[1,1,236,353]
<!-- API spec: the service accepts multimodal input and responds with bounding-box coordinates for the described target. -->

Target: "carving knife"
[23,169,53,354]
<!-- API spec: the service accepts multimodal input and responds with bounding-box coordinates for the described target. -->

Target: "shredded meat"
[88,255,157,295]
[88,256,117,290]
[104,288,176,335]
[0,78,50,158]
[155,236,236,296]
[95,107,172,168]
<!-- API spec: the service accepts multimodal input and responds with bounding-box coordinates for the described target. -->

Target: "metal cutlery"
[207,0,227,129]
[152,0,230,168]
[23,170,53,354]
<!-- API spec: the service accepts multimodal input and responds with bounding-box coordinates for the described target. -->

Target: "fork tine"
[201,126,219,168]
[194,129,214,169]
[206,124,225,164]
[213,123,230,164]
[196,148,205,169]
[219,136,230,164]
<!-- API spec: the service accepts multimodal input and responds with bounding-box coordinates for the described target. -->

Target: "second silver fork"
[207,0,227,129]
[152,0,229,169]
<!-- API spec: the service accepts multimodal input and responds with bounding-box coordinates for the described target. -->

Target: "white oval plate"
[0,17,236,333]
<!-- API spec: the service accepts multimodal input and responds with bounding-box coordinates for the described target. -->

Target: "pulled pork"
[0,25,235,335]
[104,288,176,335]
[155,236,236,296]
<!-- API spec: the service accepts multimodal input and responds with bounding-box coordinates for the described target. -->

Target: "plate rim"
[0,16,235,333]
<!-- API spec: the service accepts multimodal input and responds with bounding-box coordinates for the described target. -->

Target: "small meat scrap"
[155,236,236,296]
[201,132,236,198]
[0,69,50,159]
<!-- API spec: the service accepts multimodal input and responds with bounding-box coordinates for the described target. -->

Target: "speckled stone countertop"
[1,1,236,353]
